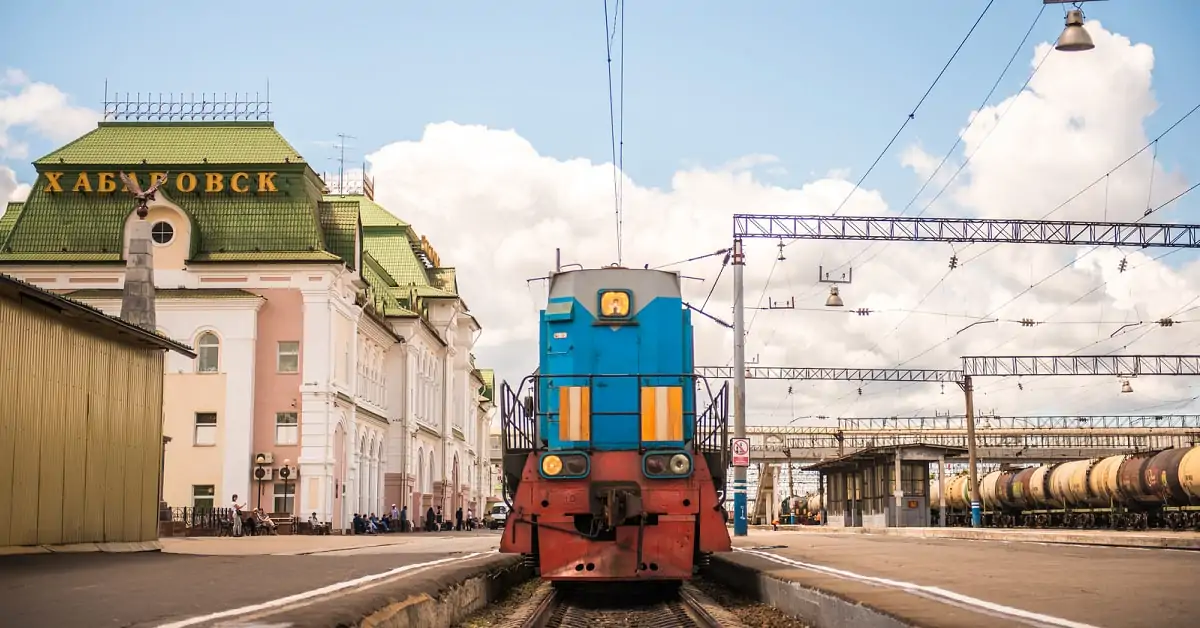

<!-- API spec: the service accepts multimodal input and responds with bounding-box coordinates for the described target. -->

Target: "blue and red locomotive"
[498,265,732,581]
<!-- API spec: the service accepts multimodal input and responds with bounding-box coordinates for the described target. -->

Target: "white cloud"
[0,165,30,204]
[0,68,99,159]
[366,20,1200,425]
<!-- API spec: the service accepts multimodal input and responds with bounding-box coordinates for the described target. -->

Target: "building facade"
[0,120,494,530]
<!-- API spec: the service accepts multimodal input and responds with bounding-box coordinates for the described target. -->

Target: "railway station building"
[0,120,496,532]
[805,444,967,528]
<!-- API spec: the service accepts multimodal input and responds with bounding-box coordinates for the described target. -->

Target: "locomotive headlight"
[669,453,691,475]
[644,452,692,478]
[563,454,588,476]
[599,290,631,318]
[539,452,589,479]
[646,454,668,475]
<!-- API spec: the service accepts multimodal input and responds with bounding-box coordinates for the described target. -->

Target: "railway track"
[514,581,745,628]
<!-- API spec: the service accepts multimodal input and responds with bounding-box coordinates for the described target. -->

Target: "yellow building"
[0,273,194,549]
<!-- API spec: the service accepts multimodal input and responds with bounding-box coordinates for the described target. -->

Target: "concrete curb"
[258,554,533,627]
[705,553,913,628]
[740,524,1200,550]
[0,540,162,556]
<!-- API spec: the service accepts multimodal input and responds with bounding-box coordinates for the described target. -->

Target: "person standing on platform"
[399,505,408,532]
[455,506,463,531]
[230,495,246,537]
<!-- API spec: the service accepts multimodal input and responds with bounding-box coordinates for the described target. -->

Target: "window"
[150,221,174,245]
[194,412,217,446]
[275,412,299,445]
[192,485,215,510]
[197,332,220,373]
[277,341,300,373]
[273,482,295,514]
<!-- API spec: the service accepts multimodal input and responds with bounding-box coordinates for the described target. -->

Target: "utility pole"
[732,238,748,536]
[960,375,981,527]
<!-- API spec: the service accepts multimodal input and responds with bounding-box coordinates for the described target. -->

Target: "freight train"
[498,265,732,581]
[930,446,1200,530]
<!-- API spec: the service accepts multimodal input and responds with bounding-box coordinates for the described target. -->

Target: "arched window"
[416,448,425,492]
[197,332,220,373]
[428,456,435,494]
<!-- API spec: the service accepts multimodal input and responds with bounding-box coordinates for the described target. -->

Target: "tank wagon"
[498,265,732,581]
[930,446,1200,530]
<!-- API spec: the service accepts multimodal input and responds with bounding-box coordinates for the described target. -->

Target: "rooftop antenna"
[336,133,356,194]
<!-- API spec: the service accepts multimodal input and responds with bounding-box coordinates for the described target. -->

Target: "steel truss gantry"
[729,212,1200,533]
[696,366,963,382]
[961,355,1200,377]
[732,214,1200,246]
[832,414,1200,431]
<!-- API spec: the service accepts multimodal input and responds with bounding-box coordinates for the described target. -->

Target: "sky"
[3,1,1200,425]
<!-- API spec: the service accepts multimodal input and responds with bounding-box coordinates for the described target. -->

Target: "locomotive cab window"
[598,289,632,319]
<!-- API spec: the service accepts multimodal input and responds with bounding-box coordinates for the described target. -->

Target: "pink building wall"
[250,288,303,515]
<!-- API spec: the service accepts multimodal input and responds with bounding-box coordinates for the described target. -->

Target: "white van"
[487,504,508,529]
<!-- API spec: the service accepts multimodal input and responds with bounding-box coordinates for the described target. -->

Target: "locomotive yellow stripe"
[640,386,684,442]
[558,386,590,442]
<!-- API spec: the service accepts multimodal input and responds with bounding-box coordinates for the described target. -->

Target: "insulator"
[1158,318,1175,327]
[787,385,793,395]
[855,308,872,316]
[857,387,862,395]
[1018,382,1024,390]
[1118,257,1128,272]
[948,255,959,269]
[1020,318,1036,327]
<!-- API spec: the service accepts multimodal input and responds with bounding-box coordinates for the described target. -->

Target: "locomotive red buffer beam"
[500,451,732,581]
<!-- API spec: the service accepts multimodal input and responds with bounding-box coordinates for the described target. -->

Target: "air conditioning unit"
[257,452,275,464]
[257,467,274,481]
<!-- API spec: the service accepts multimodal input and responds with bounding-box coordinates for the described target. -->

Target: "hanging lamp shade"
[825,286,844,307]
[1120,380,1133,394]
[1056,9,1095,52]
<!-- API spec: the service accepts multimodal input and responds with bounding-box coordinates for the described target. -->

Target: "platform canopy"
[803,443,969,472]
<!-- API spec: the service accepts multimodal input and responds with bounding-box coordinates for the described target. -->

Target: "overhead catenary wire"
[819,0,997,221]
[603,0,625,265]
[828,96,1200,409]
[745,1,1000,368]
[833,3,1052,275]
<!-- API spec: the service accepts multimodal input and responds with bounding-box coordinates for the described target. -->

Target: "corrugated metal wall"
[0,294,165,547]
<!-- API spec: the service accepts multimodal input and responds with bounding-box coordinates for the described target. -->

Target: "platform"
[0,531,512,627]
[712,529,1200,628]
[745,523,1200,550]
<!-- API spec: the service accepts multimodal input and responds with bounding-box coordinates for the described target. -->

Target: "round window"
[151,221,174,245]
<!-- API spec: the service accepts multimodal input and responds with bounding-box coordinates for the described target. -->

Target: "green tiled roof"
[65,288,263,299]
[0,202,24,244]
[0,185,329,262]
[191,251,342,262]
[362,252,417,318]
[318,200,360,270]
[35,122,306,166]
[2,122,466,328]
[478,368,495,403]
[324,194,407,228]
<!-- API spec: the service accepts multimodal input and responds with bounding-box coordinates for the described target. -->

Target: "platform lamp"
[817,265,852,307]
[1043,1,1100,52]
[280,460,293,516]
[254,454,268,510]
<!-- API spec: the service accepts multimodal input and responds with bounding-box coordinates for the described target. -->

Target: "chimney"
[120,218,157,330]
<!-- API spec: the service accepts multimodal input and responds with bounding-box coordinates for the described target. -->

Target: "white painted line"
[735,548,1100,628]
[155,552,489,628]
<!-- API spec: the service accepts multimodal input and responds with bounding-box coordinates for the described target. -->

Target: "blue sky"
[3,0,1198,216]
